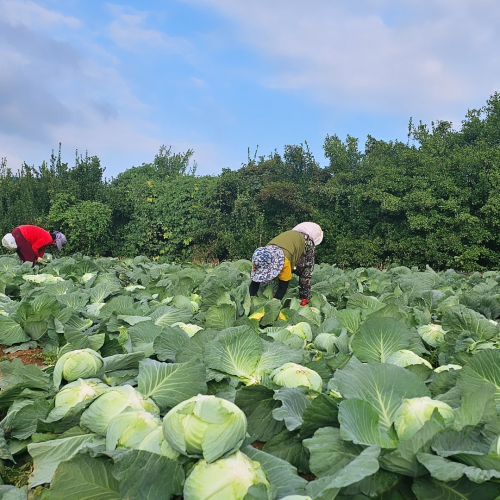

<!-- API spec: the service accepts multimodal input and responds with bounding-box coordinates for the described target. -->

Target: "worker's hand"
[36,257,46,264]
[272,298,279,301]
[300,299,309,306]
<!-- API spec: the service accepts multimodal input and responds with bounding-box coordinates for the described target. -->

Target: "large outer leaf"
[103,352,145,372]
[234,386,285,442]
[151,305,192,327]
[306,446,381,499]
[380,412,446,478]
[303,427,364,478]
[242,446,308,499]
[0,360,50,409]
[153,326,190,362]
[137,359,207,411]
[272,388,311,432]
[335,309,362,334]
[112,450,184,500]
[89,282,121,304]
[0,316,29,346]
[457,350,500,411]
[442,305,498,340]
[204,328,262,381]
[350,317,412,363]
[347,293,385,313]
[299,394,338,439]
[432,428,493,458]
[205,304,236,329]
[28,434,104,487]
[338,399,398,448]
[334,362,430,433]
[44,454,120,500]
[412,476,500,500]
[262,429,310,474]
[254,340,304,377]
[417,452,500,483]
[9,399,51,440]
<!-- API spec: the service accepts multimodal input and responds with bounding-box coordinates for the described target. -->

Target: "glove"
[300,299,309,306]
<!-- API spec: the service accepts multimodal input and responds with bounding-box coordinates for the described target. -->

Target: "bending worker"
[2,225,67,265]
[249,222,323,305]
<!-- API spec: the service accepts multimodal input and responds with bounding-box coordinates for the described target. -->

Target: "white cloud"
[190,77,207,88]
[1,0,81,29]
[106,3,190,53]
[180,0,500,118]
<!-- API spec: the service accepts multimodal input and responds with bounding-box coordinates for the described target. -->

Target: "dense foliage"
[2,93,500,270]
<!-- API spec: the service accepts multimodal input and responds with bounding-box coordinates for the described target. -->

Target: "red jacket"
[18,225,54,258]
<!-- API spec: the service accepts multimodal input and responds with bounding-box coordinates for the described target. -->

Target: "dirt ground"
[0,347,46,366]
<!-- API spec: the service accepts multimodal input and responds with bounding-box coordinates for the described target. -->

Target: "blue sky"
[1,0,499,177]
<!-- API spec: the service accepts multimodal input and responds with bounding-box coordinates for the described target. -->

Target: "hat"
[251,245,285,282]
[292,222,324,246]
[53,231,67,251]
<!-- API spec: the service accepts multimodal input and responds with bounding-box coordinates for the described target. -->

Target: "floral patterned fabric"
[251,245,285,282]
[294,232,315,300]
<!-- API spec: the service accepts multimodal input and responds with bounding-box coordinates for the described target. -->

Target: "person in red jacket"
[10,225,66,265]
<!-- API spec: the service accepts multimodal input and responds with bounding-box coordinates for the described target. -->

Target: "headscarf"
[1,233,17,250]
[52,231,67,251]
[292,222,323,246]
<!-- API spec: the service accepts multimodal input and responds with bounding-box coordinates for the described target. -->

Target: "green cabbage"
[163,395,247,463]
[47,378,108,421]
[271,362,322,392]
[172,322,203,337]
[136,426,180,460]
[80,385,160,435]
[53,349,104,387]
[394,396,455,440]
[417,324,447,347]
[183,450,272,500]
[285,322,313,342]
[106,411,160,450]
[385,349,432,369]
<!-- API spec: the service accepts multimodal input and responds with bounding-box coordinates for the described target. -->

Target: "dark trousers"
[12,228,37,264]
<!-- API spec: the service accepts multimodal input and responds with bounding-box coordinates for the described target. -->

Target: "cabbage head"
[172,322,203,337]
[183,450,272,500]
[80,385,160,435]
[47,378,108,421]
[394,396,455,440]
[285,322,313,342]
[53,349,104,387]
[385,350,432,369]
[137,426,180,460]
[106,411,160,450]
[281,496,313,500]
[417,324,447,347]
[271,363,322,392]
[434,364,462,373]
[162,394,246,463]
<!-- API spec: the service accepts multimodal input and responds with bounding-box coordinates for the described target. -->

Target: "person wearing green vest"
[249,222,323,305]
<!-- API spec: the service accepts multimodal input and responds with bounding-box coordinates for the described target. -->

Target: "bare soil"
[0,347,46,366]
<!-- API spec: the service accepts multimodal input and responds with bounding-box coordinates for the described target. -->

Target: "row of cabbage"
[1,255,500,499]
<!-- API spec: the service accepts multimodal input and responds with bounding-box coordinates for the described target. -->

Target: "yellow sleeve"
[276,258,292,281]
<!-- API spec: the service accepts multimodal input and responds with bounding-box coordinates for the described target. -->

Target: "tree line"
[2,93,500,272]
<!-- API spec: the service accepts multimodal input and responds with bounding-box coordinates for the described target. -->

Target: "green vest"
[268,231,305,269]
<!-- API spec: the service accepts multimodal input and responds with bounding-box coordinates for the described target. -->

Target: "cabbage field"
[2,255,500,499]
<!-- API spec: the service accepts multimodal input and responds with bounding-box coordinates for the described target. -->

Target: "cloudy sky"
[1,0,499,177]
